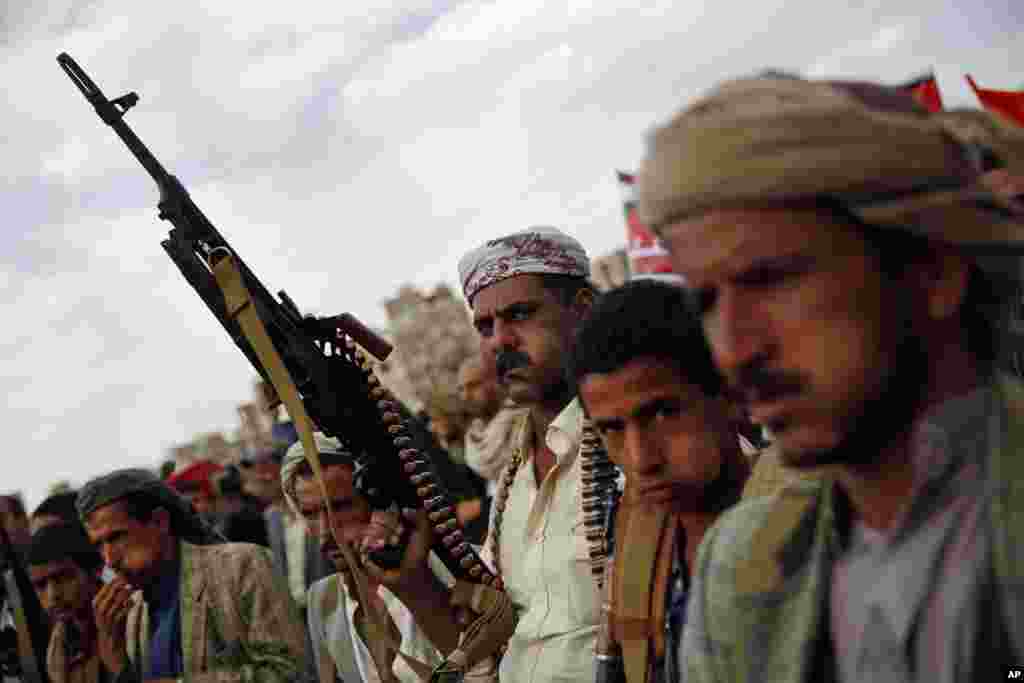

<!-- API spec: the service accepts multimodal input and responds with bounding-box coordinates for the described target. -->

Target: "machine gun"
[56,53,499,588]
[0,525,51,683]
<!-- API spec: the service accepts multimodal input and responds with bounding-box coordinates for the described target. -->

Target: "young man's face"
[84,502,171,590]
[30,559,100,634]
[661,205,921,468]
[472,274,584,407]
[294,463,372,571]
[581,357,737,508]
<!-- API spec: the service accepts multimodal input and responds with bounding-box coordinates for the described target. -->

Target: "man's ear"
[916,245,971,321]
[570,286,596,320]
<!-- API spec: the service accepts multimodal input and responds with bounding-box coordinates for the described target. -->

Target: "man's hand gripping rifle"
[58,53,517,680]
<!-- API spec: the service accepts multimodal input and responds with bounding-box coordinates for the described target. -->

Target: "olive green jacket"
[683,374,1024,682]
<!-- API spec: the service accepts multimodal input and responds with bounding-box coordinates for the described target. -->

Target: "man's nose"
[623,424,664,476]
[704,288,769,379]
[489,319,519,353]
[100,544,119,569]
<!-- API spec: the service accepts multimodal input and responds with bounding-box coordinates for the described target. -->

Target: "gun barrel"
[57,52,171,187]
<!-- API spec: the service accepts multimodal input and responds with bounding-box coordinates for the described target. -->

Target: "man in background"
[458,354,526,493]
[568,279,753,682]
[78,468,306,683]
[28,523,105,683]
[31,491,80,534]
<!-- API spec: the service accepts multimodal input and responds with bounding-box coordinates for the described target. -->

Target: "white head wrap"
[457,226,590,303]
[279,432,355,515]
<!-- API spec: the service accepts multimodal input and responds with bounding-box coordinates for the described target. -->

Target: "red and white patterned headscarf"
[458,226,590,303]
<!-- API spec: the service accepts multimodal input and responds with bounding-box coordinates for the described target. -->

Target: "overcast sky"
[2,0,1020,508]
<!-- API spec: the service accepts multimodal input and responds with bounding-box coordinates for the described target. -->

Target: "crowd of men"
[2,70,1024,683]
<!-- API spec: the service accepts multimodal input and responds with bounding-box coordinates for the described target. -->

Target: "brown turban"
[637,73,1024,252]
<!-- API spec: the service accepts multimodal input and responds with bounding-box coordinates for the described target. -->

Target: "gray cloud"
[3,0,1020,507]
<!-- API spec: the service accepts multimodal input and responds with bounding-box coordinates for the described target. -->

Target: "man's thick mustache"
[496,350,530,378]
[726,364,806,404]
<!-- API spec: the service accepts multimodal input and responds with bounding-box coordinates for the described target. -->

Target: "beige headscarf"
[458,226,590,303]
[279,432,355,516]
[638,73,1024,254]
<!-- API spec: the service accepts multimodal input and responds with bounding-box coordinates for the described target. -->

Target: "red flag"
[901,74,944,113]
[617,171,674,275]
[966,75,1024,127]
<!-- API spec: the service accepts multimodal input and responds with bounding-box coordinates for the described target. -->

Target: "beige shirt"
[307,555,453,683]
[482,398,600,683]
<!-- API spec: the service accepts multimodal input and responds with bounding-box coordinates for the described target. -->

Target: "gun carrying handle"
[334,313,393,362]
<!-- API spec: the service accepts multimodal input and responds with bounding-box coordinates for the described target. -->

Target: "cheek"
[766,268,891,402]
[525,327,566,370]
[65,580,87,606]
[120,539,159,571]
[121,546,149,570]
[666,427,723,483]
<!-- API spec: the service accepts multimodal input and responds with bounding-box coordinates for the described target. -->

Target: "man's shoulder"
[190,541,275,575]
[700,479,825,574]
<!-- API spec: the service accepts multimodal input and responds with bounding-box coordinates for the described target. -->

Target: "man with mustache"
[637,73,1024,681]
[567,278,753,683]
[28,523,104,683]
[77,468,306,683]
[368,227,601,681]
[379,225,599,682]
[280,432,449,683]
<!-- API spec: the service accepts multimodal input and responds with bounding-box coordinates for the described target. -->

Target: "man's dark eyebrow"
[593,416,625,431]
[729,252,816,284]
[630,395,688,421]
[473,300,539,325]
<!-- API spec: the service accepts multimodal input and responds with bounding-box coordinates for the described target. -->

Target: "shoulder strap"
[611,497,673,683]
[991,374,1024,654]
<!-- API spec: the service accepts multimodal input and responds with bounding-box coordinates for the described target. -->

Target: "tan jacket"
[125,541,307,683]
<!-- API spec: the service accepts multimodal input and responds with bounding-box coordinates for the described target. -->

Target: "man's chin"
[771,427,845,470]
[503,382,540,405]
